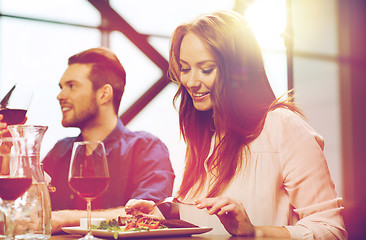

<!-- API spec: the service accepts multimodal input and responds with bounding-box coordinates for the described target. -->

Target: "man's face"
[57,64,98,128]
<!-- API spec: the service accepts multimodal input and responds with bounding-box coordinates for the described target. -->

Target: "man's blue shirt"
[43,118,175,210]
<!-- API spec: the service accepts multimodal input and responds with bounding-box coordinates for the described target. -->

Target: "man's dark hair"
[68,47,126,114]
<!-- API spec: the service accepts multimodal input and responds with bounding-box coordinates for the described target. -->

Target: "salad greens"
[91,218,166,239]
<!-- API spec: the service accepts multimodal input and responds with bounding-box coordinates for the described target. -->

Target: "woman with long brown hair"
[127,10,346,239]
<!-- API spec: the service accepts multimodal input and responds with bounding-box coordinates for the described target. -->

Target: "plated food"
[62,225,212,239]
[88,208,200,239]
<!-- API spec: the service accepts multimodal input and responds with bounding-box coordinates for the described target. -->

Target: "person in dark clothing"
[41,47,174,233]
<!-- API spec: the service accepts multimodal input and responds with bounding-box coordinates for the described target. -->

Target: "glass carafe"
[8,125,51,240]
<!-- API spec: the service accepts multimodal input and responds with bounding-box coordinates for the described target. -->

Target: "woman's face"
[179,32,218,111]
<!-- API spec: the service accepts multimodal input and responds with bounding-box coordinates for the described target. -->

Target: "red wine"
[69,176,109,200]
[0,108,27,125]
[0,177,32,201]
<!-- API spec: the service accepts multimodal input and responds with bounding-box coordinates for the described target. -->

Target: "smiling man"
[42,47,175,232]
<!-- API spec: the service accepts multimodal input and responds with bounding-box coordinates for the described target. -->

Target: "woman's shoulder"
[260,107,311,143]
[264,107,304,130]
[264,107,324,150]
[267,107,302,120]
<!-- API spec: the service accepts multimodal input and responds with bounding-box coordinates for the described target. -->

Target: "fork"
[154,196,196,206]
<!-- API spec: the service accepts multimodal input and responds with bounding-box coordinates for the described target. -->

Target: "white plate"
[62,226,212,239]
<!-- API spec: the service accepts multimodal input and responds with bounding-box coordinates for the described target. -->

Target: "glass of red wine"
[68,141,110,240]
[0,84,33,127]
[0,137,32,239]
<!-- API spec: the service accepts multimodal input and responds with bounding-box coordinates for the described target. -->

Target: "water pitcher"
[8,125,52,240]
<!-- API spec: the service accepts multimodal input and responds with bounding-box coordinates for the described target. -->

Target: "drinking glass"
[0,137,32,240]
[68,141,110,240]
[0,84,33,126]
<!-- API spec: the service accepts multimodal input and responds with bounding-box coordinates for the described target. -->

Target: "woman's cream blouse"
[179,108,347,239]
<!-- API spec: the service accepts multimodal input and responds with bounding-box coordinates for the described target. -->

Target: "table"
[51,233,288,240]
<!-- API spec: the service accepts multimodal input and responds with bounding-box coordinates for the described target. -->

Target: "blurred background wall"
[0,0,365,238]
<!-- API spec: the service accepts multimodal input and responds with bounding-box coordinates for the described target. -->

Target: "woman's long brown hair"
[168,10,301,198]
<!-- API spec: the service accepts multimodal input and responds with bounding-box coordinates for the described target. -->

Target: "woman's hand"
[196,196,255,236]
[125,199,165,220]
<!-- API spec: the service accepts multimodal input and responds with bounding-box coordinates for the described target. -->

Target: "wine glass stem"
[86,199,92,238]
